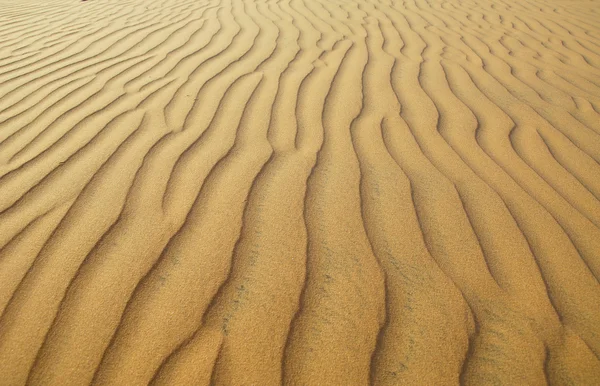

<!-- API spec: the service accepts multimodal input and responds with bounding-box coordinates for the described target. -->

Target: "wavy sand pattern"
[0,0,599,384]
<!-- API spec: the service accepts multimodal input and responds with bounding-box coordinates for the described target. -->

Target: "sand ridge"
[0,0,599,384]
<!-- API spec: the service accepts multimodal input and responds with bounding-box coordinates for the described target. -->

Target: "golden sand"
[0,0,599,384]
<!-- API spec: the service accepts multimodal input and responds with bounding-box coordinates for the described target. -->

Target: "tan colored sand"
[0,0,599,384]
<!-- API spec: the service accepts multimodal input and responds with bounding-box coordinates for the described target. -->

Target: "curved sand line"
[0,0,599,384]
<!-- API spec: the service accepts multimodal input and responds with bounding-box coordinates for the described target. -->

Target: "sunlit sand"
[0,0,599,384]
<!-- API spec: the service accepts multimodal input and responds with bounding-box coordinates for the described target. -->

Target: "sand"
[0,0,599,384]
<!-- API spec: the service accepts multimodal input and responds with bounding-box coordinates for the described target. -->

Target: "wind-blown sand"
[0,0,599,384]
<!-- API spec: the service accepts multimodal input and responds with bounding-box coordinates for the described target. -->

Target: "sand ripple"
[0,0,599,384]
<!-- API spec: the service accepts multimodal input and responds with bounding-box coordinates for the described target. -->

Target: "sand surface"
[0,0,600,384]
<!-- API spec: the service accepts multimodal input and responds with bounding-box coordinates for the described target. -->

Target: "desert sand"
[0,0,599,384]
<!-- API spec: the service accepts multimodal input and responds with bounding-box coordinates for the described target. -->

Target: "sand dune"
[0,0,599,384]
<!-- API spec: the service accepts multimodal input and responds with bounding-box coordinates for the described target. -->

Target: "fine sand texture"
[1,0,600,384]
